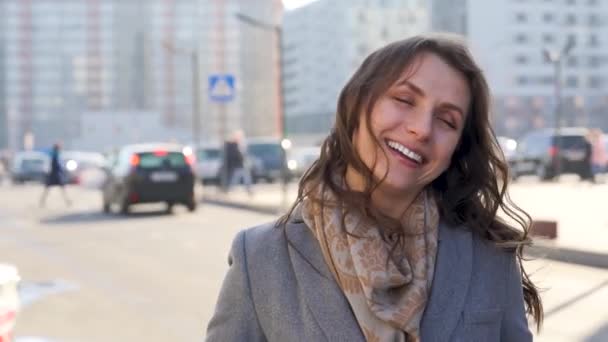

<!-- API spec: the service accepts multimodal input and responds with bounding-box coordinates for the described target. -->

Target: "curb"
[202,196,283,216]
[527,242,608,270]
[204,196,608,270]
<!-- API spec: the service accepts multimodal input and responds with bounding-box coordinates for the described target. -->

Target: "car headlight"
[66,160,78,171]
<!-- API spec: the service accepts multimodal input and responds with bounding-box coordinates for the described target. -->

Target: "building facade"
[0,1,7,149]
[468,0,608,137]
[282,0,431,143]
[1,0,281,151]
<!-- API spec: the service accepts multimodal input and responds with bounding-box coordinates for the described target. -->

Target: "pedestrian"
[206,34,542,341]
[39,143,71,207]
[589,129,607,182]
[229,130,253,194]
[220,131,253,194]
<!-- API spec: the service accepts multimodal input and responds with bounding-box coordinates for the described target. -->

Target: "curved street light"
[542,36,575,179]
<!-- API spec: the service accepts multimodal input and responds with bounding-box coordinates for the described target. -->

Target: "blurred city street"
[0,181,605,341]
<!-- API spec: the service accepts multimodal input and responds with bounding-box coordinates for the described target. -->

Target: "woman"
[39,143,71,207]
[206,34,542,341]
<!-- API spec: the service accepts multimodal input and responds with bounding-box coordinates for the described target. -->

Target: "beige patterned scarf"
[301,182,439,342]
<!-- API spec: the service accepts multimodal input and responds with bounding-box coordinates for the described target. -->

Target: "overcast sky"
[282,0,319,10]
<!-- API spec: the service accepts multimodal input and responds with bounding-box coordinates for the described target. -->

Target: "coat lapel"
[421,221,473,341]
[285,213,366,342]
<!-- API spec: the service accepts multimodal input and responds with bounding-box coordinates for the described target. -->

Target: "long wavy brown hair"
[279,34,543,329]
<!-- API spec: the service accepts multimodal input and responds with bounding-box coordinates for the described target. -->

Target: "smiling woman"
[206,34,542,342]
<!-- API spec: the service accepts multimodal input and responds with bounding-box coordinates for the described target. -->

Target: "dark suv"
[511,128,590,180]
[102,143,197,214]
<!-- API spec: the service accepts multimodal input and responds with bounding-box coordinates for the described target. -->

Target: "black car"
[511,128,590,180]
[102,143,197,214]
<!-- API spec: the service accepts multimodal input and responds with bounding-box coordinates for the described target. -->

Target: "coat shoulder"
[239,220,291,265]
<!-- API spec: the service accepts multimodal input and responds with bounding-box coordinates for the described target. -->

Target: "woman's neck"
[345,167,421,220]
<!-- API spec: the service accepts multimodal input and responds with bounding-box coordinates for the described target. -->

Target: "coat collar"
[284,208,472,341]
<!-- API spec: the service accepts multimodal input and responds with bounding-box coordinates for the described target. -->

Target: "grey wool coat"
[205,211,533,342]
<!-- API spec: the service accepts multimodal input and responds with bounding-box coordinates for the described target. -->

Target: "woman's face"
[353,52,471,198]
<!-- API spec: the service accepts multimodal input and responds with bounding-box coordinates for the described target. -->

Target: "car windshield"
[21,159,45,171]
[197,149,221,160]
[248,143,281,158]
[554,135,586,149]
[137,152,186,169]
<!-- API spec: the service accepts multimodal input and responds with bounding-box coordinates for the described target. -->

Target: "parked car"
[246,138,289,182]
[288,146,320,178]
[511,127,590,180]
[61,151,106,185]
[195,145,222,184]
[101,143,197,214]
[10,151,50,184]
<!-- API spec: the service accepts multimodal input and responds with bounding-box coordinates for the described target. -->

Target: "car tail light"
[128,192,139,203]
[549,146,559,157]
[185,153,195,166]
[154,150,168,157]
[130,154,140,167]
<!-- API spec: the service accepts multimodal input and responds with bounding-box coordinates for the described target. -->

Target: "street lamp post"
[543,36,575,179]
[235,13,291,210]
[163,41,202,148]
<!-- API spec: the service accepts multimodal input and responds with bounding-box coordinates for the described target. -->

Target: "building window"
[515,33,528,43]
[543,33,555,43]
[589,76,602,88]
[566,13,577,25]
[541,76,554,85]
[543,13,554,22]
[381,27,389,40]
[515,13,527,23]
[589,56,600,67]
[517,76,528,85]
[566,0,576,5]
[589,34,599,47]
[566,76,578,87]
[588,14,600,27]
[588,0,597,4]
[567,56,578,67]
[358,12,366,23]
[515,55,528,64]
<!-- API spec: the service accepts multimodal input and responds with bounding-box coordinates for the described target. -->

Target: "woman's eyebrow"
[438,102,465,120]
[395,79,425,97]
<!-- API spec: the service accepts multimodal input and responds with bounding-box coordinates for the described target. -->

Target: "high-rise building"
[3,0,115,149]
[1,0,282,151]
[0,0,7,149]
[282,0,431,143]
[468,0,608,137]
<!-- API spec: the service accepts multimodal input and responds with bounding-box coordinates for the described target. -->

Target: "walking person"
[229,130,253,195]
[589,129,607,183]
[206,34,542,341]
[39,143,71,207]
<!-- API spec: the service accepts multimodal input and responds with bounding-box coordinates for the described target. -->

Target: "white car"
[288,146,321,177]
[195,145,222,184]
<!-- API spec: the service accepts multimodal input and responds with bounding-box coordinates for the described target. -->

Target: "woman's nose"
[406,111,433,141]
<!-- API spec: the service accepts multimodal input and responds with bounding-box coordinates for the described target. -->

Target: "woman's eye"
[394,97,414,106]
[440,118,457,129]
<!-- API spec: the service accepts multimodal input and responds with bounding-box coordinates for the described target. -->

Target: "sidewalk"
[202,179,608,269]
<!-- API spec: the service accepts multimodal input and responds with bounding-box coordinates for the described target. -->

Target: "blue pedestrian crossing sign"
[208,74,235,103]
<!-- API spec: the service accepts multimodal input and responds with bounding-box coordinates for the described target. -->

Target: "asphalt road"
[0,183,605,341]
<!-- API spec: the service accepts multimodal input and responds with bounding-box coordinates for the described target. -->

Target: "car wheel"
[536,163,553,181]
[103,201,110,213]
[166,202,175,214]
[186,200,197,212]
[119,199,130,215]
